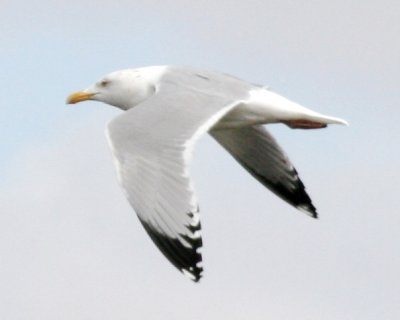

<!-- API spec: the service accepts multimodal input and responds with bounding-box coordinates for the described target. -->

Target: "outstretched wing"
[106,82,242,281]
[211,125,317,218]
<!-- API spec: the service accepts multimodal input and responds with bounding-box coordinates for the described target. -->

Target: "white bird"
[67,66,347,282]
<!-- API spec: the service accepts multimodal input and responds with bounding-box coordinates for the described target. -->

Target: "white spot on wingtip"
[190,230,201,239]
[190,213,200,226]
[297,204,317,218]
[182,269,196,280]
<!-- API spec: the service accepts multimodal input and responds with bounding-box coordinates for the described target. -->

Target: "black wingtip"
[138,214,203,282]
[297,203,318,219]
[182,265,203,282]
[262,176,319,219]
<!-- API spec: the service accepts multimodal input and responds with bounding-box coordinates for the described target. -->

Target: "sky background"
[1,0,399,319]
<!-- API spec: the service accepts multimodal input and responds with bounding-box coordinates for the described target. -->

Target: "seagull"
[66,66,347,282]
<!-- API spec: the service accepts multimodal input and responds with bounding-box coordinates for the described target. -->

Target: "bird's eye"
[100,80,109,87]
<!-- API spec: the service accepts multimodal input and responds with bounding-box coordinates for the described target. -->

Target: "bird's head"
[66,69,157,110]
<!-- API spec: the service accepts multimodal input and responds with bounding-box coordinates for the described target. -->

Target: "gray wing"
[106,82,241,281]
[210,125,317,218]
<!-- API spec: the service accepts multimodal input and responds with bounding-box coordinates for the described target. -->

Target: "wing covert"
[106,82,240,281]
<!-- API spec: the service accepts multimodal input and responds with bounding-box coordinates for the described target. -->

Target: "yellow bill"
[66,91,95,104]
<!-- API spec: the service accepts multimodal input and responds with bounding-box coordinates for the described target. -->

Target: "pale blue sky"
[1,0,399,319]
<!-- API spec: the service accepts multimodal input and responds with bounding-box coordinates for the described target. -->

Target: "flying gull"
[66,66,347,282]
